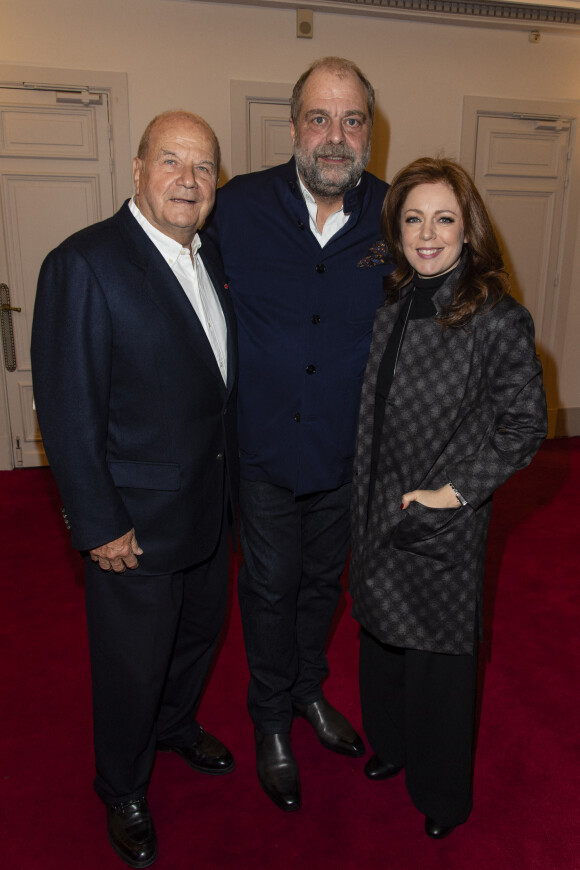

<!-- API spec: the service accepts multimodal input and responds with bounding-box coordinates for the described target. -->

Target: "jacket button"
[315,263,326,274]
[311,314,321,325]
[216,452,223,460]
[294,412,301,422]
[297,220,305,230]
[305,364,316,375]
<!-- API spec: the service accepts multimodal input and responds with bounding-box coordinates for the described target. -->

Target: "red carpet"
[1,438,579,869]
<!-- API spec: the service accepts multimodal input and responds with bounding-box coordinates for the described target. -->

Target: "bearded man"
[205,57,391,812]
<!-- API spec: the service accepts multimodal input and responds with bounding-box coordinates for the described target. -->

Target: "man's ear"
[132,157,142,195]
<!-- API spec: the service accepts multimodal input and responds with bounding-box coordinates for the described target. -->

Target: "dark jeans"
[238,478,351,733]
[359,628,478,827]
[84,525,229,805]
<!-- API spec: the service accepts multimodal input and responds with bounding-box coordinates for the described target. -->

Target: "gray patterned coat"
[350,273,548,655]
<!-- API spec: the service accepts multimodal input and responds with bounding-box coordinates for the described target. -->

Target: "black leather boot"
[425,816,457,839]
[255,730,301,812]
[294,698,365,757]
[364,754,403,781]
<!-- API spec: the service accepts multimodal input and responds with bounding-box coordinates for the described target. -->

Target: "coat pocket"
[108,459,180,491]
[390,502,465,563]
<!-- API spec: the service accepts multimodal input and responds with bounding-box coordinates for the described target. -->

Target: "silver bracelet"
[449,481,468,506]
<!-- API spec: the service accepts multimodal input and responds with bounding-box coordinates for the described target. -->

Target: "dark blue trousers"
[238,479,351,733]
[84,524,229,805]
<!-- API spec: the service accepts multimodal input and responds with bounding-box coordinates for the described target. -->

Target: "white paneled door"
[248,99,293,172]
[472,114,571,407]
[0,86,115,468]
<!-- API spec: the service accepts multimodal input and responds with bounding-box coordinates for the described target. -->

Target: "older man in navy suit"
[31,111,238,869]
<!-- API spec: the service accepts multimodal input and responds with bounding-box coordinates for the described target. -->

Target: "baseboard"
[548,407,580,438]
[0,434,13,470]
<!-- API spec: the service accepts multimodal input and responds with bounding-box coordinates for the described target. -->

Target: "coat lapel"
[199,235,237,394]
[115,203,231,391]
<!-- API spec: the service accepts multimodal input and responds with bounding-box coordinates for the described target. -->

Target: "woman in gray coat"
[350,158,547,838]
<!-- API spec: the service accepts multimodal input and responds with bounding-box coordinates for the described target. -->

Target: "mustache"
[313,145,356,160]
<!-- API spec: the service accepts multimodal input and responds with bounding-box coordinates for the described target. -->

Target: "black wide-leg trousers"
[84,525,229,806]
[359,627,478,827]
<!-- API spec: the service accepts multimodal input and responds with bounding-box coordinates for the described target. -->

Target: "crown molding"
[177,0,580,32]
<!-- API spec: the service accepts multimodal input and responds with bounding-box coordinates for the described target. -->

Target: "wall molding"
[0,65,132,208]
[554,406,580,437]
[180,0,580,32]
[230,80,292,178]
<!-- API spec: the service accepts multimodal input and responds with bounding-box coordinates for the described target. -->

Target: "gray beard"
[294,141,370,201]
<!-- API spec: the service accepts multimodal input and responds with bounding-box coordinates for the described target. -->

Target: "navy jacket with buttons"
[204,157,390,496]
[32,202,238,574]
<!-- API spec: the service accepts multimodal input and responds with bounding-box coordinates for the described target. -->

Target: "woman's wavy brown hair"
[381,157,509,328]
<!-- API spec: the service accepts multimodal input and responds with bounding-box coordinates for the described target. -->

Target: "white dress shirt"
[297,174,351,248]
[129,198,228,384]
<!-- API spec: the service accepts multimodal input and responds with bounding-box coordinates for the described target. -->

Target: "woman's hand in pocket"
[401,484,461,510]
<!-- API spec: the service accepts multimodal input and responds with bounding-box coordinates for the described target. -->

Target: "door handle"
[0,283,18,371]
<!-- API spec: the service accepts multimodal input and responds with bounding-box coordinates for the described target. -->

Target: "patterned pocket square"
[358,240,390,269]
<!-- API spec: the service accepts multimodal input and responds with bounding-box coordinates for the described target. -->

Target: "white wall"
[2,0,580,426]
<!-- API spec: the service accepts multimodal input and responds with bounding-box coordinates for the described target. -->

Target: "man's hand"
[89,529,143,573]
[401,484,461,510]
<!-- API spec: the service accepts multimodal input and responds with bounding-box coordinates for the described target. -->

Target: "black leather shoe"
[157,726,234,775]
[364,754,403,781]
[107,797,157,868]
[294,698,365,757]
[255,730,301,812]
[425,817,456,839]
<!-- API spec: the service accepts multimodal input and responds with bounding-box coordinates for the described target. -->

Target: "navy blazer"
[31,202,238,575]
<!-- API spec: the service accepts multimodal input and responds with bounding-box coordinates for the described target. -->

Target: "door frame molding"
[0,64,132,207]
[460,95,580,437]
[0,65,132,470]
[230,80,292,178]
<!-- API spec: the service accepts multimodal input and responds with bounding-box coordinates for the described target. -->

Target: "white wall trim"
[0,64,133,208]
[554,406,580,437]
[0,65,132,470]
[460,95,580,439]
[230,80,292,179]
[176,0,580,33]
